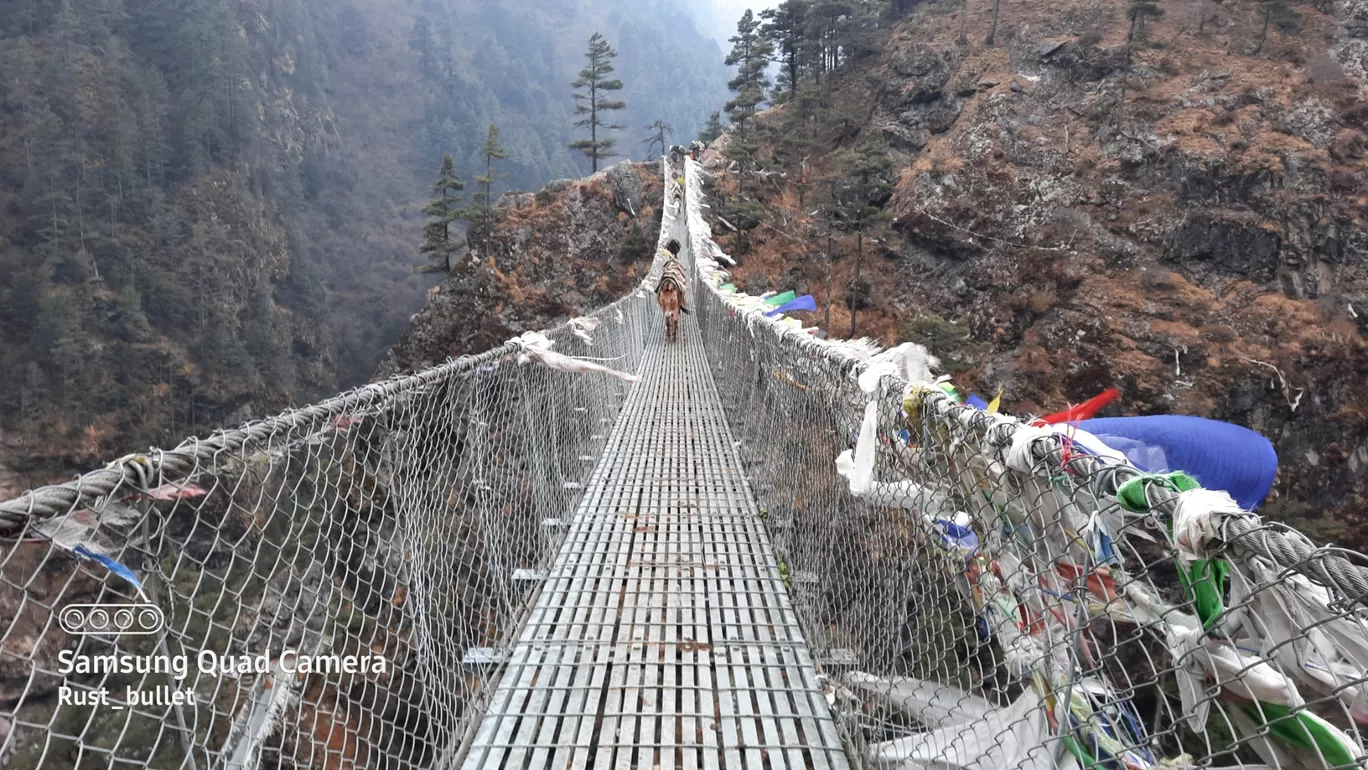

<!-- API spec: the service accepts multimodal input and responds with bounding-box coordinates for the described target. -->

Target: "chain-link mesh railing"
[0,157,691,770]
[685,158,1368,770]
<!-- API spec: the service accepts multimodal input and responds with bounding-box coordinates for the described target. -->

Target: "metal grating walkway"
[459,314,851,770]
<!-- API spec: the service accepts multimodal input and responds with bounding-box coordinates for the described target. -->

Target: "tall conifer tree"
[834,138,893,338]
[569,33,626,173]
[419,153,466,273]
[697,111,725,144]
[724,11,774,129]
[472,124,509,252]
[761,1,809,101]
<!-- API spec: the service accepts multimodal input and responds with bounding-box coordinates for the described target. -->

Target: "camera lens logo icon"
[60,604,164,636]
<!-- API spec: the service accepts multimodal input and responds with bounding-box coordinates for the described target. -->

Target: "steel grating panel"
[459,313,851,770]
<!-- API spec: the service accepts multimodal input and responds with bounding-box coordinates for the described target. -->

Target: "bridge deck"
[460,315,851,770]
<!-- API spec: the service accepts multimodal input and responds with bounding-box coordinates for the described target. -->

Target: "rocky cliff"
[701,0,1368,545]
[382,162,663,373]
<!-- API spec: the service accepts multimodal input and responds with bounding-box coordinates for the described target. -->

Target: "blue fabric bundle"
[764,295,817,317]
[934,519,979,556]
[1078,415,1278,510]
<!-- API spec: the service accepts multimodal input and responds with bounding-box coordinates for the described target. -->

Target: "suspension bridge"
[1,157,1366,770]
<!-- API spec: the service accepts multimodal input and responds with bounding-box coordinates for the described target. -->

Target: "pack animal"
[655,240,689,343]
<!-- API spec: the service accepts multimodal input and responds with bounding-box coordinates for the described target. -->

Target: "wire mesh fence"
[0,246,667,767]
[685,157,1368,770]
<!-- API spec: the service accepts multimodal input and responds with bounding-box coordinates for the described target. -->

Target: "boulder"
[1037,40,1067,59]
[882,122,930,152]
[1167,211,1281,278]
[605,162,643,216]
[890,45,944,78]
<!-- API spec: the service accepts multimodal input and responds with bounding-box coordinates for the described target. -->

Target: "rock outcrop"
[382,162,662,374]
[700,0,1368,546]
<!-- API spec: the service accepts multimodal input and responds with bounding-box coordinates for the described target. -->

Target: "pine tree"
[834,137,893,338]
[1128,0,1164,44]
[698,111,725,144]
[410,16,434,79]
[806,0,868,78]
[642,119,674,158]
[805,2,832,80]
[837,0,883,62]
[419,153,466,274]
[0,241,44,351]
[33,285,93,402]
[762,1,809,101]
[1196,0,1214,36]
[722,10,775,256]
[1119,0,1164,118]
[245,286,293,389]
[569,33,626,173]
[433,18,456,80]
[113,285,152,342]
[3,36,39,129]
[986,0,1002,47]
[1254,0,1299,54]
[725,10,775,130]
[471,124,509,252]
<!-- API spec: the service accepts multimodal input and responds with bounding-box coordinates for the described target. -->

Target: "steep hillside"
[384,162,663,372]
[702,0,1368,545]
[0,0,337,496]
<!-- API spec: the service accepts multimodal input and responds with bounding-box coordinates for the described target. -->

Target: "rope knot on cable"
[1172,487,1251,561]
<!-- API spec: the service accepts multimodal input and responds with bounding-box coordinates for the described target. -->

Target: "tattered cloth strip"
[834,347,955,514]
[863,685,1073,770]
[568,316,600,345]
[835,401,952,515]
[1078,415,1278,511]
[1225,555,1368,724]
[763,290,797,307]
[842,672,994,727]
[1033,388,1120,425]
[222,655,303,770]
[512,331,640,383]
[20,492,152,598]
[73,545,147,599]
[25,503,138,554]
[855,344,939,395]
[129,483,208,502]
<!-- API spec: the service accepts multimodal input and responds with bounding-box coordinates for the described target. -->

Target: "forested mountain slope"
[697,0,1368,545]
[403,0,729,189]
[0,0,336,481]
[0,0,727,494]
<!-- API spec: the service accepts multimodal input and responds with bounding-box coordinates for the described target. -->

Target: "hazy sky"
[693,0,778,48]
